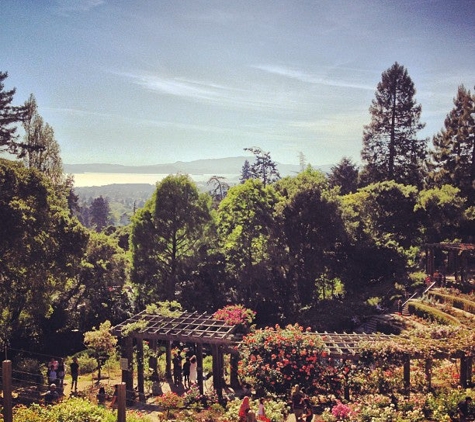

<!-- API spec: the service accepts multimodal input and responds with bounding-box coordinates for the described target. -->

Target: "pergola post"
[468,357,473,387]
[121,336,134,399]
[426,246,434,277]
[403,357,411,394]
[425,359,432,390]
[460,356,468,387]
[137,338,145,402]
[230,352,240,389]
[197,343,204,395]
[165,340,172,379]
[212,344,223,398]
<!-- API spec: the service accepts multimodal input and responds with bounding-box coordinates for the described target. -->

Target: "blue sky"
[2,0,474,167]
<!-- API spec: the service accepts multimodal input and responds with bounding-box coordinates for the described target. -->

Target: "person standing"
[183,357,191,388]
[257,398,270,422]
[173,353,182,385]
[291,384,305,422]
[70,357,79,394]
[47,365,57,386]
[239,396,250,422]
[57,358,65,390]
[189,355,197,385]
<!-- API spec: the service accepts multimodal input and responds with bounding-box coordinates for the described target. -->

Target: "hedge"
[407,301,460,326]
[426,291,475,316]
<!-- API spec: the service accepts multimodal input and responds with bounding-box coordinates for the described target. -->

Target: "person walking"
[291,384,305,422]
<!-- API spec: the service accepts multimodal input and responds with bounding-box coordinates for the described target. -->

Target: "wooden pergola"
[111,310,242,401]
[112,313,473,403]
[315,332,473,393]
[425,242,475,285]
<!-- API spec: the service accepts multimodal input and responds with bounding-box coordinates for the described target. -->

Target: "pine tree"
[244,147,280,187]
[240,159,252,183]
[428,85,475,203]
[22,94,64,185]
[360,62,427,187]
[90,196,111,231]
[0,71,27,153]
[328,157,359,194]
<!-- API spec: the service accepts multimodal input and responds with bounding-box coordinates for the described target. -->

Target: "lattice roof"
[112,310,240,346]
[112,310,399,358]
[318,332,396,359]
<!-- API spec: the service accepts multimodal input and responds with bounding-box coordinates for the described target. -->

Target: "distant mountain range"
[65,156,332,177]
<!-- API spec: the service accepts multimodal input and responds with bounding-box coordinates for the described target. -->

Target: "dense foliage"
[2,63,475,356]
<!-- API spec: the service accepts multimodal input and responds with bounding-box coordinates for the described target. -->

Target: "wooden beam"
[137,338,145,402]
[460,356,468,388]
[197,343,204,395]
[166,340,172,379]
[121,336,134,398]
[425,359,432,390]
[403,357,411,394]
[2,360,12,422]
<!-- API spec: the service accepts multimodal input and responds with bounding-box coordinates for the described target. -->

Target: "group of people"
[44,356,80,404]
[238,396,271,422]
[173,352,198,388]
[291,384,313,422]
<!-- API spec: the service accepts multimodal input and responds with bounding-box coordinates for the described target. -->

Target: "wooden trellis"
[318,332,396,359]
[113,311,472,402]
[112,310,239,345]
[112,311,241,400]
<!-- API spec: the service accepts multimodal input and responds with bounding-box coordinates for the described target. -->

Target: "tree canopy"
[131,174,212,303]
[428,85,475,204]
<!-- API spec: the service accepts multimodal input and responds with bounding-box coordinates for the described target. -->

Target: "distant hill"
[64,156,309,176]
[71,158,334,226]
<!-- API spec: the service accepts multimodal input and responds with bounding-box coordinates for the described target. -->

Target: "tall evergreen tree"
[360,62,427,187]
[428,85,475,204]
[89,196,111,231]
[0,71,27,154]
[244,147,280,187]
[328,157,359,195]
[240,159,252,183]
[22,94,64,185]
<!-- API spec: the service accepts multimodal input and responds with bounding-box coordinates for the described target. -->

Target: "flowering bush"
[224,397,288,422]
[155,391,184,417]
[213,305,256,327]
[183,384,219,409]
[238,324,347,396]
[331,401,354,420]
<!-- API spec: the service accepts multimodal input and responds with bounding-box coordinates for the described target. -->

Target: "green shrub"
[427,291,475,315]
[407,301,460,325]
[13,397,152,422]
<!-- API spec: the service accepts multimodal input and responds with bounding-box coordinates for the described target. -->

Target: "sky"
[2,0,475,167]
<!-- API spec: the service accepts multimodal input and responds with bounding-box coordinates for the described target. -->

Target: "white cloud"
[252,64,374,91]
[55,0,105,14]
[118,71,300,111]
